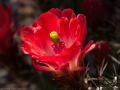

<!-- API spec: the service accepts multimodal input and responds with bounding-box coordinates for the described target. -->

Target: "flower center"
[50,31,65,53]
[50,31,60,43]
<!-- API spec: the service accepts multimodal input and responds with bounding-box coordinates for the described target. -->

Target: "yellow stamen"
[50,31,59,43]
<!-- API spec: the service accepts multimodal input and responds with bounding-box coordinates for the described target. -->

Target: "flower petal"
[62,8,76,19]
[68,18,79,46]
[37,11,60,33]
[59,17,69,44]
[82,40,95,55]
[77,14,87,45]
[49,8,62,18]
[20,26,53,56]
[32,60,55,71]
[34,55,66,68]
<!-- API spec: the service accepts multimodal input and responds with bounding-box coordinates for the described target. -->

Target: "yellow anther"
[50,31,59,43]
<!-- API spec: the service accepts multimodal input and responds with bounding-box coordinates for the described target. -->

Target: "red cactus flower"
[20,8,95,77]
[81,0,107,27]
[0,4,13,53]
[94,41,111,64]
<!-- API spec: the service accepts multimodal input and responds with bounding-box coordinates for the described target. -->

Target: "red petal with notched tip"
[59,17,69,45]
[37,11,60,33]
[49,8,62,18]
[62,8,76,19]
[77,14,87,44]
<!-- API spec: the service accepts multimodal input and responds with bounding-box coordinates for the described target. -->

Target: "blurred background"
[0,0,120,90]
